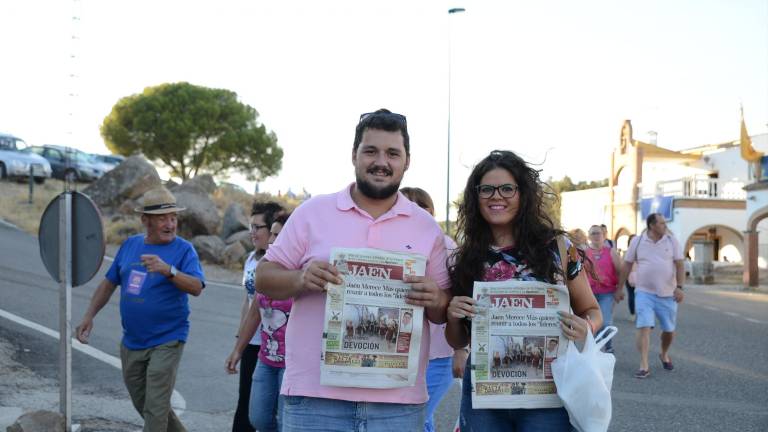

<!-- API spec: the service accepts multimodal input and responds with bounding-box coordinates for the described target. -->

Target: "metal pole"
[28,165,34,204]
[59,192,72,431]
[446,7,465,236]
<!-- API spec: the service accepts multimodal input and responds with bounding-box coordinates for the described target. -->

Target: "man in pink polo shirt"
[256,109,451,431]
[617,213,685,379]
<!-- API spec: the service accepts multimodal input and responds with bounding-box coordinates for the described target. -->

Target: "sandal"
[659,354,674,371]
[634,369,650,379]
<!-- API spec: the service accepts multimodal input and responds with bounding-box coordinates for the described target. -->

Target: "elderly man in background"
[76,186,205,431]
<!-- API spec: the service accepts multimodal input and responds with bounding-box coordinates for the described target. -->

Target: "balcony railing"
[640,177,745,200]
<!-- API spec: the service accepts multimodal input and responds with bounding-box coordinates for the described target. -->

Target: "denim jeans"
[595,293,615,351]
[282,395,425,432]
[460,357,573,432]
[425,356,454,432]
[248,361,285,432]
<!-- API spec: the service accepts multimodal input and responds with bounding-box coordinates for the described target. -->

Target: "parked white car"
[0,133,52,184]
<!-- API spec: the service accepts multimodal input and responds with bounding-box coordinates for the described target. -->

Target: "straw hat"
[134,187,186,214]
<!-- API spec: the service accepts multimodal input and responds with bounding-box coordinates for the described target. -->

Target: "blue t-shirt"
[105,234,205,349]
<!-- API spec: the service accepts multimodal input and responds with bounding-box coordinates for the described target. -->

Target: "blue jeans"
[595,293,615,351]
[460,358,573,432]
[282,395,425,432]
[248,361,285,432]
[425,356,454,432]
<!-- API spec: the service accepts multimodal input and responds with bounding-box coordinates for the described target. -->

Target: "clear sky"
[2,0,766,221]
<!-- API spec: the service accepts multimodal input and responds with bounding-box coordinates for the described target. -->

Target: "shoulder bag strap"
[557,236,568,278]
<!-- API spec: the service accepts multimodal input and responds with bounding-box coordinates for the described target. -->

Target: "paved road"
[1,221,767,431]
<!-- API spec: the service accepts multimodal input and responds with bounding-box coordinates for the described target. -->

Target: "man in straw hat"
[76,186,205,431]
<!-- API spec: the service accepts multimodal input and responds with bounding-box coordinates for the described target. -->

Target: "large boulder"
[191,235,226,264]
[7,410,64,432]
[176,174,217,195]
[221,203,249,240]
[226,230,254,253]
[222,241,248,267]
[82,155,161,212]
[172,187,221,238]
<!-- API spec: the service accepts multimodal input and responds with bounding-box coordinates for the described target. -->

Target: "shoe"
[659,354,674,371]
[634,369,650,379]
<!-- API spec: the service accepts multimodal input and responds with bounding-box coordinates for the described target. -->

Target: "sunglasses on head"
[359,111,407,126]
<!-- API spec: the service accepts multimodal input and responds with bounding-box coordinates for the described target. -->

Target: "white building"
[561,120,768,275]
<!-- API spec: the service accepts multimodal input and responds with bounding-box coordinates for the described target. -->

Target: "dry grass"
[0,179,139,246]
[0,178,298,247]
[212,187,300,214]
[104,216,143,244]
[0,179,68,234]
[212,186,254,212]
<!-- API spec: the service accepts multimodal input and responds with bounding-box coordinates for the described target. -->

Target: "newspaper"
[470,280,570,409]
[320,247,426,388]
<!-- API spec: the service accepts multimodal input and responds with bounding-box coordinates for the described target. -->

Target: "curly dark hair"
[450,150,564,297]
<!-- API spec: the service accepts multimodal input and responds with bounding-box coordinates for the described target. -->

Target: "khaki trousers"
[121,340,186,432]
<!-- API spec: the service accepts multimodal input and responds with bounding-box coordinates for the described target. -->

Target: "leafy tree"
[101,82,282,181]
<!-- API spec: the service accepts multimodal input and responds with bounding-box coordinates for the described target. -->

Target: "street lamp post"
[446,7,465,236]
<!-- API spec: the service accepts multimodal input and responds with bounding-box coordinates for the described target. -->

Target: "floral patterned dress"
[482,239,582,284]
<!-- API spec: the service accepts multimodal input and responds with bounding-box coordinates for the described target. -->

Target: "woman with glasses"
[585,225,622,353]
[227,211,293,432]
[226,201,283,432]
[445,150,601,431]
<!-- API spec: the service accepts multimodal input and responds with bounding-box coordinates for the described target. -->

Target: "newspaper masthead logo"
[489,294,545,308]
[348,261,403,280]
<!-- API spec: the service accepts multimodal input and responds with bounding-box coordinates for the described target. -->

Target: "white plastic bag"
[551,326,618,432]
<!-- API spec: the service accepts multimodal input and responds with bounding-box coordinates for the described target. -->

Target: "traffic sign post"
[59,192,72,431]
[39,191,104,432]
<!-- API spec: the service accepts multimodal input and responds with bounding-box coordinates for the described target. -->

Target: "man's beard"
[355,172,401,200]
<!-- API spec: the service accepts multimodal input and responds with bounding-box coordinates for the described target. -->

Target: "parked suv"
[0,133,52,184]
[26,145,104,182]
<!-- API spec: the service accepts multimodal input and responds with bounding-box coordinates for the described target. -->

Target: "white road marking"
[0,219,20,229]
[689,302,765,325]
[0,308,186,415]
[205,280,241,290]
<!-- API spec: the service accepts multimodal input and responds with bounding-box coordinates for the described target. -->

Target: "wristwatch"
[676,285,683,291]
[169,265,178,279]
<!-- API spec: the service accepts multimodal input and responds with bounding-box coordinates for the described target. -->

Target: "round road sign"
[38,191,105,286]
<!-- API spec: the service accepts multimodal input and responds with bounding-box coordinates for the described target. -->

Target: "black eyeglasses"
[476,184,519,199]
[359,111,407,126]
[249,223,269,232]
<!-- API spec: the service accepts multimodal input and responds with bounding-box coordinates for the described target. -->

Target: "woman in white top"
[230,201,284,432]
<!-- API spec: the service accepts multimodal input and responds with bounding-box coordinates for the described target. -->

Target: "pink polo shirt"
[264,184,450,404]
[624,233,683,297]
[429,235,458,360]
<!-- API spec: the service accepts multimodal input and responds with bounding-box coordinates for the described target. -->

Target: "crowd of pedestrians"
[73,108,688,431]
